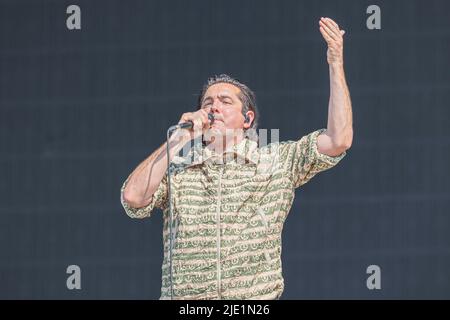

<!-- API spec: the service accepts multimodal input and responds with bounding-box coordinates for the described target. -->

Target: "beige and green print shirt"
[120,129,346,300]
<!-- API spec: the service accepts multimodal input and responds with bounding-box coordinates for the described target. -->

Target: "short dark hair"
[197,74,259,131]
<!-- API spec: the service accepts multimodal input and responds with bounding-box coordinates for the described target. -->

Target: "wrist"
[329,61,344,70]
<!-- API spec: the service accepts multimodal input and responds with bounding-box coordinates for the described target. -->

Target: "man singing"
[120,17,353,299]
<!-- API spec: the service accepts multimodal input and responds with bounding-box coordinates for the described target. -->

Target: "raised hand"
[319,17,346,66]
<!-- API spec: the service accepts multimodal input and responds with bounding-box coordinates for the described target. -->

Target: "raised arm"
[317,17,353,157]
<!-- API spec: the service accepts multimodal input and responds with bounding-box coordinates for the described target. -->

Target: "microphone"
[169,113,215,131]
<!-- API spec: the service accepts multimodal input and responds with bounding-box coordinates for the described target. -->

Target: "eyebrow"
[202,94,234,104]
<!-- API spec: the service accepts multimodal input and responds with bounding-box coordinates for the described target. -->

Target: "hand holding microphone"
[169,109,215,140]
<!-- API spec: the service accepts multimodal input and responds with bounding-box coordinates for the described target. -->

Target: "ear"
[243,110,255,129]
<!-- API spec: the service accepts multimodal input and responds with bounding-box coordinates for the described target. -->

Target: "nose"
[210,103,220,114]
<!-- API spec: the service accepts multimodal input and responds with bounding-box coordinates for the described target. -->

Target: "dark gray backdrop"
[1,0,449,299]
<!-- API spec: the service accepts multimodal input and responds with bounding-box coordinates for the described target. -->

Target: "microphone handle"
[177,121,194,129]
[169,113,214,131]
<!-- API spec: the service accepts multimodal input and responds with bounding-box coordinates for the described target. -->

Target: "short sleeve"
[120,173,169,219]
[279,129,346,188]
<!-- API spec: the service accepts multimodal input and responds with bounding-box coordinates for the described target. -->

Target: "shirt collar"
[185,138,259,167]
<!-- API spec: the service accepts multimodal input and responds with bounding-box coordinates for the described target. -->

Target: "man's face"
[200,83,249,136]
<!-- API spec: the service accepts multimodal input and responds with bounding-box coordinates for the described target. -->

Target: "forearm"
[326,63,353,147]
[123,130,190,207]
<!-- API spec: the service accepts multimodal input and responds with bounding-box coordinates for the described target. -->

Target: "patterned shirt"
[120,129,346,300]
